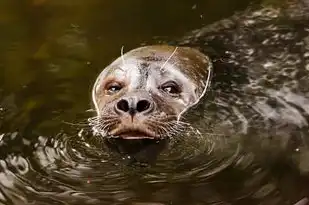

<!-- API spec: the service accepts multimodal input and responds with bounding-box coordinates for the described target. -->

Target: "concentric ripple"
[0,118,245,205]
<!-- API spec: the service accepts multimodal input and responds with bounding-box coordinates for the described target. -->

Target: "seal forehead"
[132,45,211,95]
[94,45,212,98]
[126,45,210,77]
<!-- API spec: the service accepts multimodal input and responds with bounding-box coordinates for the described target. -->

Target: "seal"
[90,45,212,139]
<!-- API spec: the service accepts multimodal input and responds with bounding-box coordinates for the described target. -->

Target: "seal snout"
[115,96,155,117]
[111,95,157,139]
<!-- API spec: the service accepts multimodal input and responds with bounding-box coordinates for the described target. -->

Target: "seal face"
[91,45,212,139]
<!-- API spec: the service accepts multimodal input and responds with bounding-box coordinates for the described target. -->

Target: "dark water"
[1,0,309,205]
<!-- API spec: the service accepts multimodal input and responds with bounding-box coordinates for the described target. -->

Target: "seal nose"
[116,99,130,113]
[115,97,153,116]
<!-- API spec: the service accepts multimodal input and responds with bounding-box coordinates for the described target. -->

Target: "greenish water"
[0,0,258,133]
[1,0,309,205]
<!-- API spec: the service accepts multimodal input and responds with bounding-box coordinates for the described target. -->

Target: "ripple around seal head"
[0,118,243,205]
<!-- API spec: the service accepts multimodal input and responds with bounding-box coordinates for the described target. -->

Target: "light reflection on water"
[0,128,240,204]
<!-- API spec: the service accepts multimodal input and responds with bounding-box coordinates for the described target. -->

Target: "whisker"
[62,121,91,127]
[89,114,120,138]
[93,114,119,119]
[121,45,126,67]
[169,120,191,127]
[146,115,193,138]
[145,119,174,139]
[160,47,178,71]
[167,122,187,133]
[88,115,118,125]
[88,116,100,123]
[97,118,119,125]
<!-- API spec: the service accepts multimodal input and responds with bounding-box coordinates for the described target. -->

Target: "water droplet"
[78,129,84,137]
[11,132,18,140]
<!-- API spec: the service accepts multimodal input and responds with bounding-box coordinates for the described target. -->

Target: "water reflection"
[0,128,239,204]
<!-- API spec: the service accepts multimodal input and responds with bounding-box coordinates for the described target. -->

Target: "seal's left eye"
[160,81,181,96]
[106,82,122,95]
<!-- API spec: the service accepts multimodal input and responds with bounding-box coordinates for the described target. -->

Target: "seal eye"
[160,81,181,96]
[105,82,123,95]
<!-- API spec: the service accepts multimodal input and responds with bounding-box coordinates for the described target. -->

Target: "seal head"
[91,45,212,139]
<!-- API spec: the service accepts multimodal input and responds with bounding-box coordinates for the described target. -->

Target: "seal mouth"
[111,127,157,140]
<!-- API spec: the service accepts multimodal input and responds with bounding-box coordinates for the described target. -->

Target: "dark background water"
[0,0,260,137]
[3,0,308,205]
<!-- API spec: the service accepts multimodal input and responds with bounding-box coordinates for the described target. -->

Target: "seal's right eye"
[105,82,123,95]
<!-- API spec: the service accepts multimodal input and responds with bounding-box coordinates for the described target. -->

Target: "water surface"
[1,0,309,205]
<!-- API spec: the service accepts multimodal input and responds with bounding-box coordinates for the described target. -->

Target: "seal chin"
[110,127,157,140]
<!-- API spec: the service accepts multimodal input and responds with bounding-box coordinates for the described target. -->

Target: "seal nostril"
[136,100,151,112]
[116,99,129,112]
